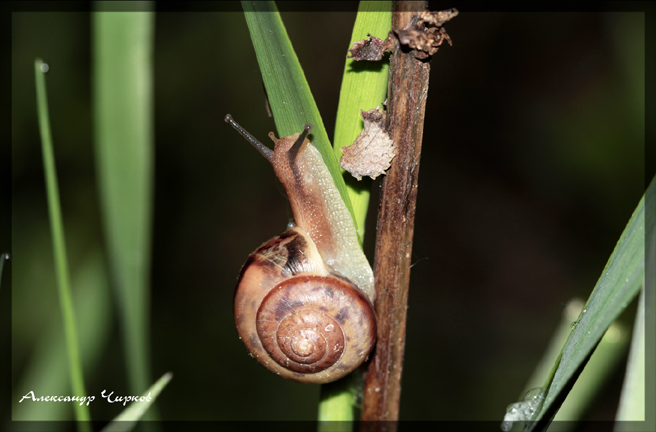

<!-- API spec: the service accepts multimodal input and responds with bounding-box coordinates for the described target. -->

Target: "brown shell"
[234,227,376,384]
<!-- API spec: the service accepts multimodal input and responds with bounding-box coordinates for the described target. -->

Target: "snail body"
[226,115,376,384]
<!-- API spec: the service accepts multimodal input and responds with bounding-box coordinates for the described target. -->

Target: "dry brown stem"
[360,1,455,428]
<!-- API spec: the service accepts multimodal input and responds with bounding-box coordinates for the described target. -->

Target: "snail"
[225,114,376,384]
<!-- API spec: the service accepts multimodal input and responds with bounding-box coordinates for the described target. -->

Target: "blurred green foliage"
[92,7,155,413]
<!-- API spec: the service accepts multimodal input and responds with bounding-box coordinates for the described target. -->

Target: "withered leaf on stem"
[340,109,396,181]
[395,8,458,60]
[347,33,394,61]
[395,27,452,59]
[418,8,459,27]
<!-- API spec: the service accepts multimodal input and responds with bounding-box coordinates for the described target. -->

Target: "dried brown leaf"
[394,8,458,60]
[418,9,459,28]
[340,109,396,180]
[347,32,395,61]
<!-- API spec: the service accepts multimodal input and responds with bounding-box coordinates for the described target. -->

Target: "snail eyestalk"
[288,123,313,162]
[224,114,274,162]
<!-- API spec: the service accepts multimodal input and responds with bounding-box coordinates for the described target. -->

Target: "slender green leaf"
[333,1,391,238]
[521,299,586,396]
[552,320,629,424]
[613,194,656,432]
[92,6,155,416]
[525,175,654,431]
[318,2,391,423]
[241,1,359,233]
[318,371,360,427]
[615,288,646,426]
[101,372,173,432]
[511,298,629,430]
[13,250,112,421]
[35,58,91,430]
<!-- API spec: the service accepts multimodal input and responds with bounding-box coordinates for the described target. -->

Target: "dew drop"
[500,388,545,431]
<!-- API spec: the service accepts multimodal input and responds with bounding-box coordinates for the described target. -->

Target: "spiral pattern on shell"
[234,228,376,384]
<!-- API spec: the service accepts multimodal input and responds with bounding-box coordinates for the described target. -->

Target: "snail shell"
[235,228,376,383]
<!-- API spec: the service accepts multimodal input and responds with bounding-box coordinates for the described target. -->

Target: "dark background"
[7,2,651,424]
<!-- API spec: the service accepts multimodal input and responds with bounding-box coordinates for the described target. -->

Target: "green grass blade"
[520,299,586,396]
[512,298,629,430]
[13,250,112,421]
[92,5,155,415]
[552,320,629,424]
[101,372,173,432]
[318,3,391,423]
[318,371,360,427]
[614,197,655,432]
[524,175,654,431]
[35,58,91,430]
[615,288,646,426]
[333,1,391,238]
[241,1,359,234]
